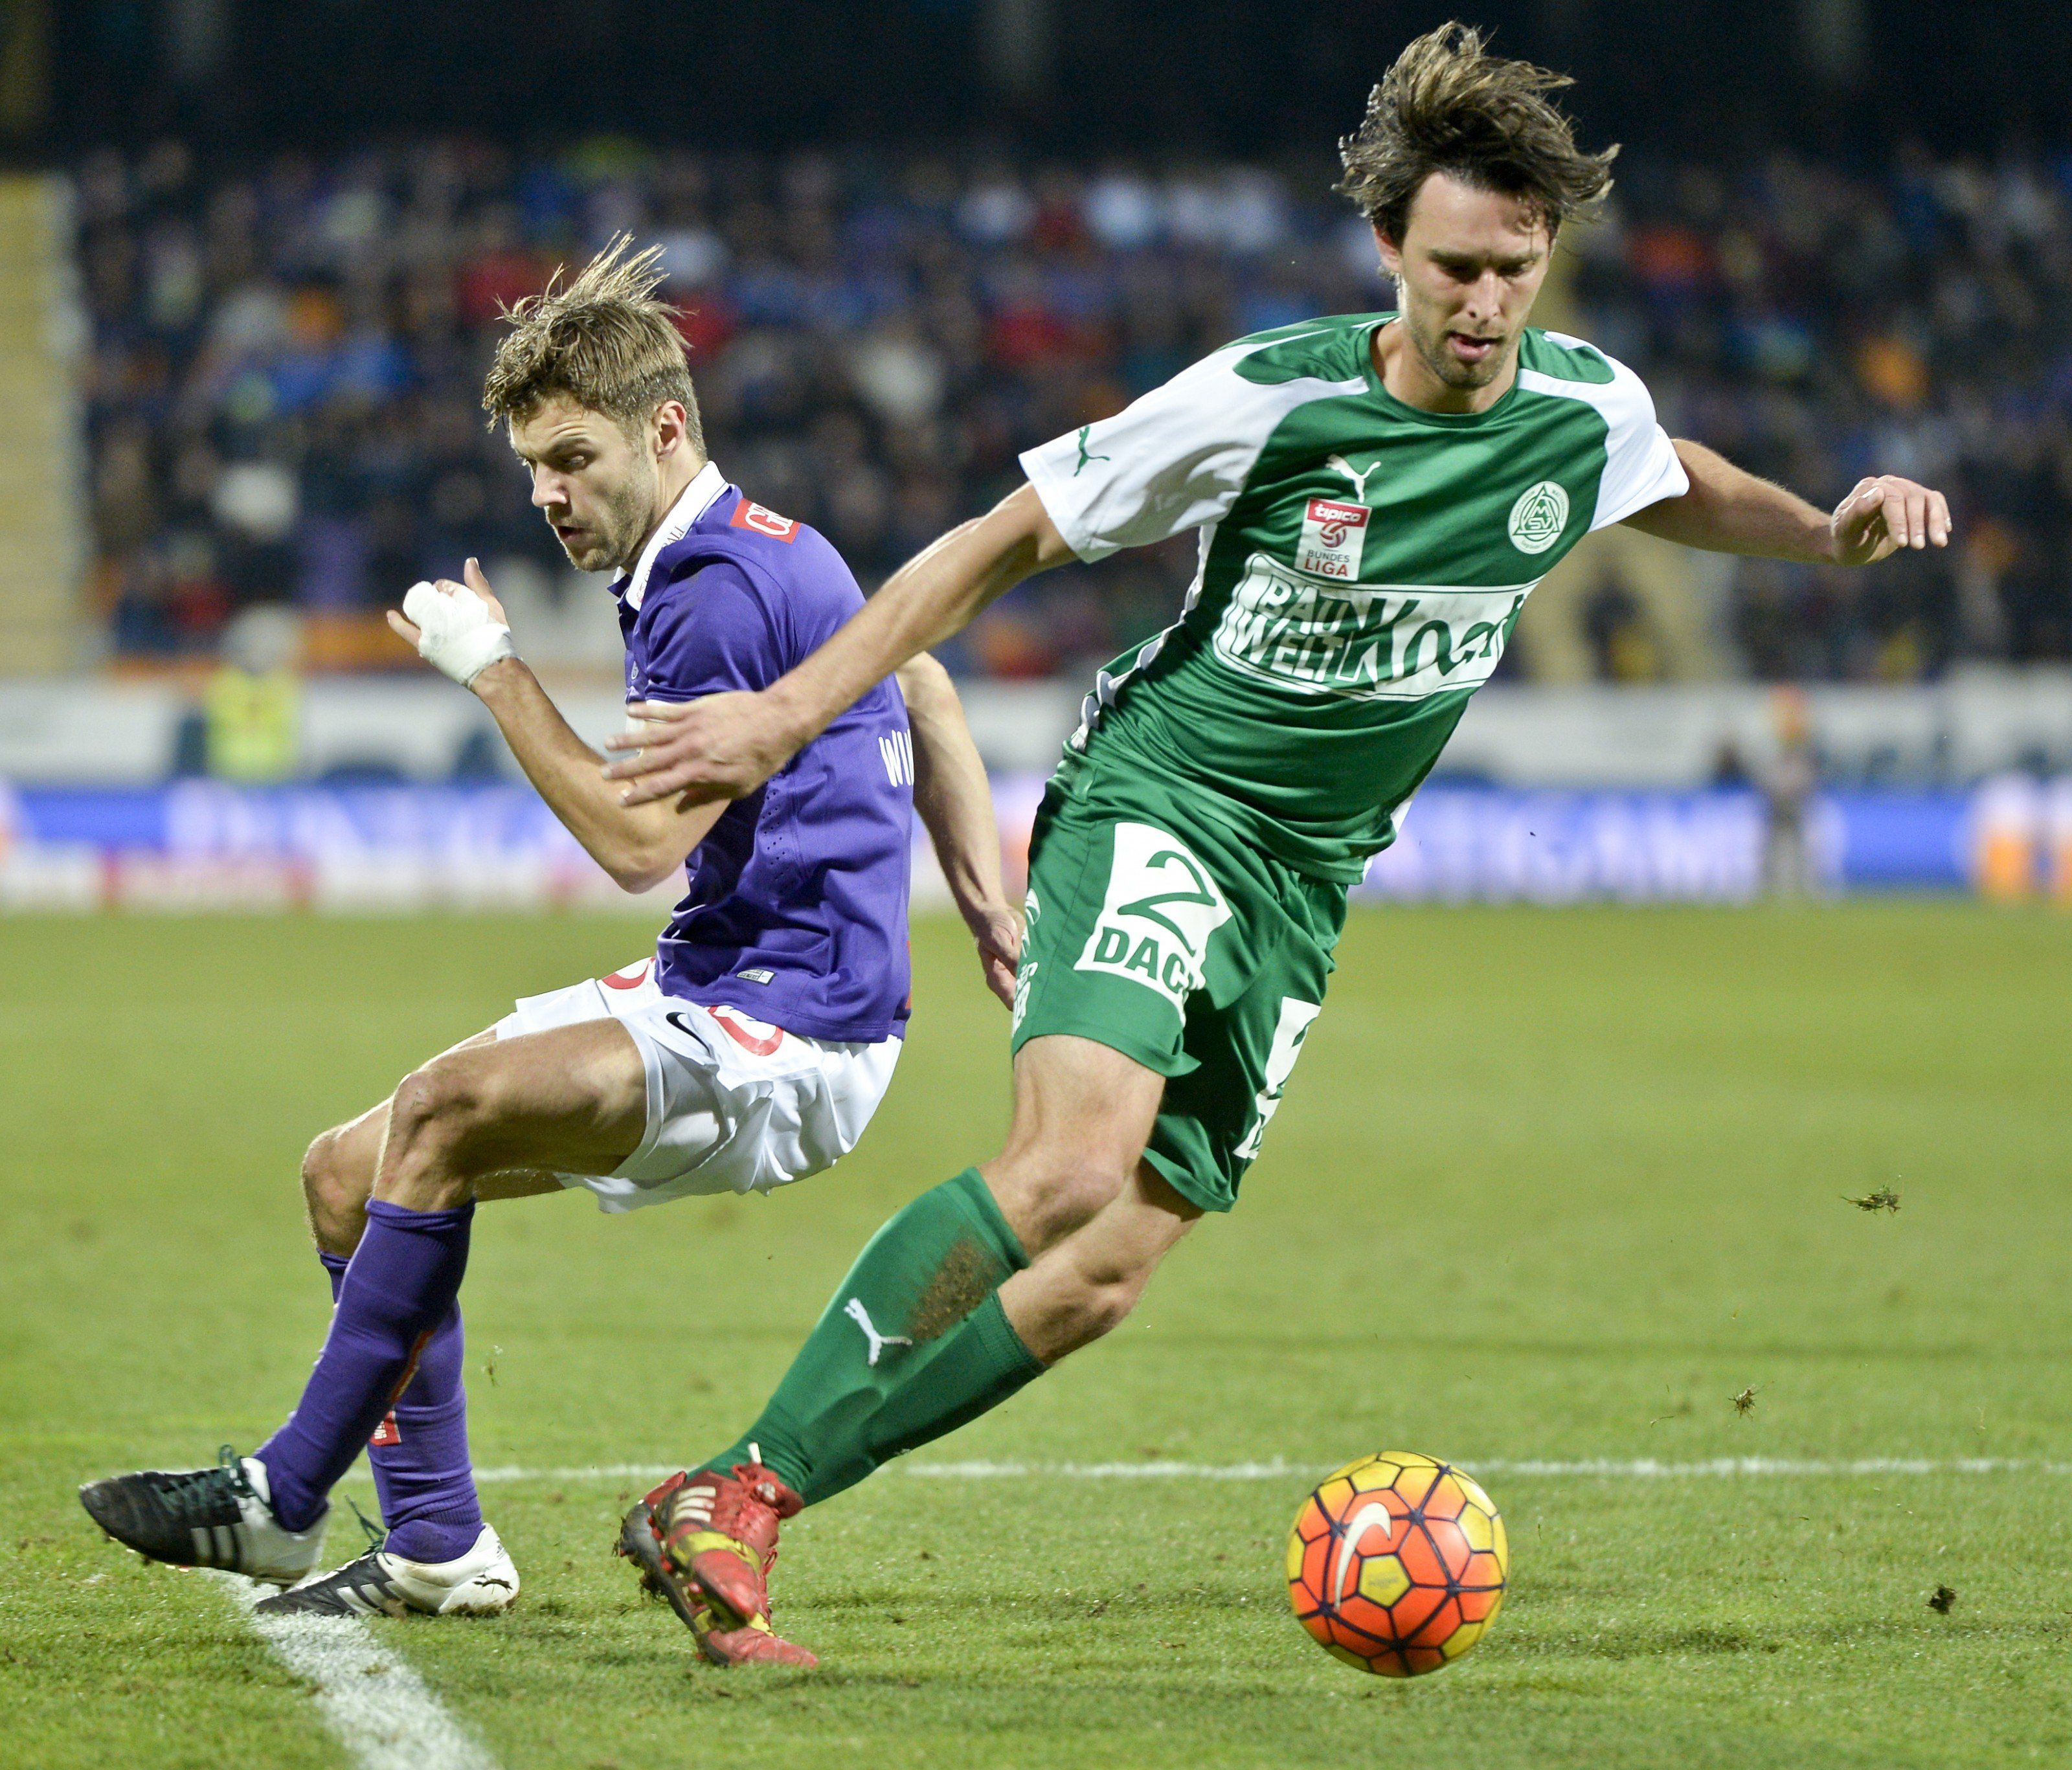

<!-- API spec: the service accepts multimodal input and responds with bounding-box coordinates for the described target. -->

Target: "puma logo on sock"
[844,1298,914,1367]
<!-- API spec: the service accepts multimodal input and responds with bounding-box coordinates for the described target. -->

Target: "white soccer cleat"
[80,1448,330,1586]
[253,1524,520,1618]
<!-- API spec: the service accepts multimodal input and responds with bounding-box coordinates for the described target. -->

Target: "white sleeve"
[1019,342,1360,561]
[1587,355,1687,531]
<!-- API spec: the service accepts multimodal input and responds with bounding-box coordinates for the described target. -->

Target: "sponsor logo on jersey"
[369,1411,401,1448]
[730,500,800,541]
[1507,479,1570,554]
[1075,822,1233,1013]
[1212,554,1528,700]
[736,967,775,985]
[1295,497,1369,579]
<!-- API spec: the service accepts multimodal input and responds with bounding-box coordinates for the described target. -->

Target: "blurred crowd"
[76,138,2072,682]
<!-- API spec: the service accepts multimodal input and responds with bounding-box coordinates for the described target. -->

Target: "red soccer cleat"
[693,1615,819,1668]
[616,1468,710,1633]
[660,1448,816,1667]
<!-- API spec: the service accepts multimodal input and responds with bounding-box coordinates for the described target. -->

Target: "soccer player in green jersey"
[602,23,1951,1663]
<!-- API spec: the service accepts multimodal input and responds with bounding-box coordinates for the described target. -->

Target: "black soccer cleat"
[80,1447,328,1586]
[256,1525,519,1618]
[616,1473,711,1633]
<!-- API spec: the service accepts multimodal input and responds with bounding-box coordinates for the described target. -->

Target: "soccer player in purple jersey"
[79,242,1016,1657]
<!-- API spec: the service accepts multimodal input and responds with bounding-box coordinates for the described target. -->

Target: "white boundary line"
[208,1573,500,1770]
[466,1455,2071,1484]
[903,1456,2072,1479]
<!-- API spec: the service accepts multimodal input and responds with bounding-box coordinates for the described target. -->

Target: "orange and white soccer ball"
[1285,1451,1508,1676]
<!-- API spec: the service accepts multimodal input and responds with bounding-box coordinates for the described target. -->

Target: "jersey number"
[1116,849,1220,954]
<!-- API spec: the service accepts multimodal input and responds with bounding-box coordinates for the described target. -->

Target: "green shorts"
[1010,768,1347,1213]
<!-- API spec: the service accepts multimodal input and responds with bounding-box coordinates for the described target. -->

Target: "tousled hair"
[1336,22,1617,243]
[480,234,704,450]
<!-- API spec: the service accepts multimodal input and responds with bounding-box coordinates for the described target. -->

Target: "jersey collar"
[614,460,730,612]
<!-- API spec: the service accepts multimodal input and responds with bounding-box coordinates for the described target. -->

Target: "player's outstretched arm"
[603,483,1074,808]
[897,652,1020,1009]
[390,559,724,893]
[1623,438,1951,565]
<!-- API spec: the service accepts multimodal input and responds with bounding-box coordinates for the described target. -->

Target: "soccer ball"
[1285,1451,1508,1676]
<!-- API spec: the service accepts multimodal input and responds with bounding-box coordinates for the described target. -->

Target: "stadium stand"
[70,140,2072,684]
[0,174,82,673]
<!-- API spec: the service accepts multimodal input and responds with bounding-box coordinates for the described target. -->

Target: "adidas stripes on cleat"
[256,1525,519,1618]
[80,1448,328,1586]
[660,1451,816,1667]
[616,1470,711,1634]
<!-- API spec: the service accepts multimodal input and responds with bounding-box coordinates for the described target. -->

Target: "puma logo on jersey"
[1073,425,1110,475]
[844,1298,913,1366]
[1327,454,1378,500]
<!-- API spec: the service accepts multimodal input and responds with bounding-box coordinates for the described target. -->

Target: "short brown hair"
[1336,21,1617,243]
[481,235,704,451]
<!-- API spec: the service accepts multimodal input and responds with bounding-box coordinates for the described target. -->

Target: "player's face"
[510,395,661,574]
[1377,174,1553,396]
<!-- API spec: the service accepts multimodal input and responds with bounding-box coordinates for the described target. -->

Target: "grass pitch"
[3,903,2070,1769]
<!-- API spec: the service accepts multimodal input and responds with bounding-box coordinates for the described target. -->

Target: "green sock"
[697,1169,1044,1505]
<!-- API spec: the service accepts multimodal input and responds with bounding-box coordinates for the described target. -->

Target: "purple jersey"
[612,464,912,1043]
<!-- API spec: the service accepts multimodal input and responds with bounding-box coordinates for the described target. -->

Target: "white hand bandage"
[401,581,515,687]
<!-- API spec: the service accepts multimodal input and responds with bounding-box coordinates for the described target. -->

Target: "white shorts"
[493,957,901,1213]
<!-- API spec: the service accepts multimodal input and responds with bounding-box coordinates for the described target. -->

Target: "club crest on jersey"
[1296,497,1369,579]
[1507,480,1570,555]
[730,500,800,541]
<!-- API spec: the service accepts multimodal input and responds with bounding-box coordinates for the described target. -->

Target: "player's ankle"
[247,1455,326,1534]
[383,1517,484,1565]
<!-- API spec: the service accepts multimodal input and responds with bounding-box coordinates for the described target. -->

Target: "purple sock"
[317,1249,483,1564]
[260,1200,473,1534]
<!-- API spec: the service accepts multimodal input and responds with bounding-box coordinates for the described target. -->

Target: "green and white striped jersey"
[1020,311,1687,881]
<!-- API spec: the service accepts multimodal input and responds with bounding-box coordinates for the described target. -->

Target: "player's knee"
[385,1062,488,1174]
[997,1154,1133,1253]
[300,1129,363,1253]
[1064,1259,1152,1346]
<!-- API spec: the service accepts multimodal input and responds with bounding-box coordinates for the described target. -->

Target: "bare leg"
[971,1033,1201,1365]
[998,1159,1200,1364]
[370,1017,647,1210]
[257,1018,649,1552]
[979,1033,1166,1254]
[299,1029,589,1257]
